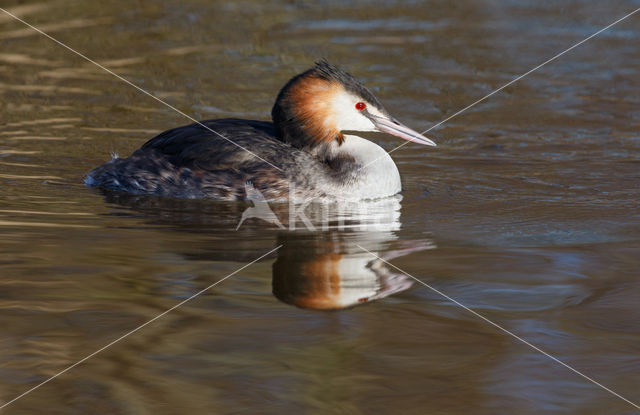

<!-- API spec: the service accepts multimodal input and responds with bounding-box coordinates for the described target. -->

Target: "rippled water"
[1,0,640,413]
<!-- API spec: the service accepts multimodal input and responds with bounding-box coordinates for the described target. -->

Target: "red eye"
[355,102,366,111]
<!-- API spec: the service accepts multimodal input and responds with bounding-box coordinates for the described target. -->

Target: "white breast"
[330,134,402,200]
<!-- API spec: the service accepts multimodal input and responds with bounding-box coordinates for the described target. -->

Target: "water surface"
[1,0,640,413]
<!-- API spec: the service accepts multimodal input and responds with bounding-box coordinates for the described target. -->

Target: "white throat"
[329,134,401,200]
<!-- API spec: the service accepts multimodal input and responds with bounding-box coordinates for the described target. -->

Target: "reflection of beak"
[367,113,437,147]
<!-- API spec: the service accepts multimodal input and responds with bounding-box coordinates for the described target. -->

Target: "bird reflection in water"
[96,189,434,310]
[270,194,435,310]
[273,233,435,310]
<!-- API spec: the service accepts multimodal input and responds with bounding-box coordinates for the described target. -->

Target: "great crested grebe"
[86,61,436,201]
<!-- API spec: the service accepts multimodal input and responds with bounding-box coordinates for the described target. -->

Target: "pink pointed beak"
[367,114,436,146]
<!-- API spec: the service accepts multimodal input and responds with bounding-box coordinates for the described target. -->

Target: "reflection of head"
[272,232,417,310]
[274,251,376,310]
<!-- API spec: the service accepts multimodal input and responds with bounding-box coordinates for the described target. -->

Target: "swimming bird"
[85,61,436,201]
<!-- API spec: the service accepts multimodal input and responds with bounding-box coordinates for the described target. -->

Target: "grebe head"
[271,60,436,152]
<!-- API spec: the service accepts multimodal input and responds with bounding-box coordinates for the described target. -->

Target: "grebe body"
[86,61,435,201]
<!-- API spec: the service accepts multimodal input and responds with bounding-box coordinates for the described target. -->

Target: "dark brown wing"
[140,118,288,171]
[86,118,330,200]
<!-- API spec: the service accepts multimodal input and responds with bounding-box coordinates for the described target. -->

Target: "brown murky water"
[1,0,640,413]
